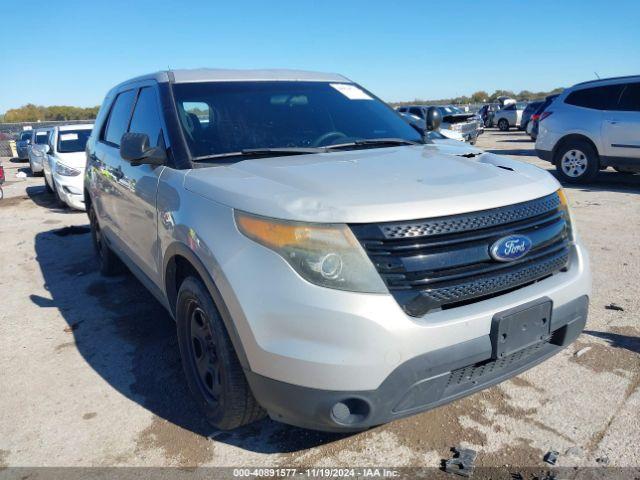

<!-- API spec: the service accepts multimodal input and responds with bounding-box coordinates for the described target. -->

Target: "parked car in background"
[478,103,501,127]
[42,124,93,209]
[520,101,543,132]
[493,102,527,131]
[536,75,640,183]
[16,130,33,160]
[528,95,559,141]
[27,128,52,176]
[397,105,481,143]
[399,112,466,142]
[86,69,589,432]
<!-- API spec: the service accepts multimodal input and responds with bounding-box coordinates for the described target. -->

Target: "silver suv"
[85,69,591,432]
[536,75,640,183]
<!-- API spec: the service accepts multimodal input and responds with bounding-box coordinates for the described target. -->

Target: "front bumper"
[246,295,588,431]
[53,170,85,210]
[29,154,44,173]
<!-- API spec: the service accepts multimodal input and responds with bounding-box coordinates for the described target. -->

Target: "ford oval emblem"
[490,235,532,262]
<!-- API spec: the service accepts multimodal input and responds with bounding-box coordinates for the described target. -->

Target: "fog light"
[330,398,371,425]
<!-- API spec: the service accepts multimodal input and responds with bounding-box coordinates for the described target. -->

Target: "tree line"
[392,88,565,107]
[1,104,100,123]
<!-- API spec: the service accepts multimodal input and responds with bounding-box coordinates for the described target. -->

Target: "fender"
[163,242,250,369]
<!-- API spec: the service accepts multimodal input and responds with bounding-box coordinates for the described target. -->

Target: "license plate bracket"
[490,299,552,359]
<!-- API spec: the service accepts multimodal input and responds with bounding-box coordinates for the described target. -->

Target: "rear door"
[93,89,137,243]
[109,84,166,285]
[602,82,640,160]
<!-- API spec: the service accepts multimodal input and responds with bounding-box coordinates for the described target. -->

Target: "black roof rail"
[573,74,640,88]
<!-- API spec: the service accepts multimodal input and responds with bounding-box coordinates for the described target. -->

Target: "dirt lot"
[1,129,639,471]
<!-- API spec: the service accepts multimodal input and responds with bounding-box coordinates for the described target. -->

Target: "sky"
[1,0,639,113]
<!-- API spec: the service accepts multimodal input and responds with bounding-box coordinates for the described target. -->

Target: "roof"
[572,74,640,88]
[120,68,351,86]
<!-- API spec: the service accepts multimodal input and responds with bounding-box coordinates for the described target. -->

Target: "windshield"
[20,132,32,141]
[172,81,422,159]
[57,129,92,153]
[35,132,49,144]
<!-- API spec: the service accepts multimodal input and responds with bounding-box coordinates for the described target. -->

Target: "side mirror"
[120,133,166,166]
[425,107,442,131]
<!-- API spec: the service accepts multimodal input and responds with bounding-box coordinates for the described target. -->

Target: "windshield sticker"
[330,83,373,100]
[60,133,78,141]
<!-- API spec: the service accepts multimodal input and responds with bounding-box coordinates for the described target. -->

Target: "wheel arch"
[552,133,600,166]
[163,242,250,369]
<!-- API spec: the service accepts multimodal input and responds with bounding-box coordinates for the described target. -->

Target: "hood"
[185,146,559,223]
[55,152,86,169]
[426,140,484,156]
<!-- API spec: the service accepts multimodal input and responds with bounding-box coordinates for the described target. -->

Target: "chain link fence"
[0,120,95,157]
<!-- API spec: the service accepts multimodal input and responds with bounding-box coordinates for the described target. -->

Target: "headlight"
[557,188,575,241]
[235,211,387,293]
[55,162,81,177]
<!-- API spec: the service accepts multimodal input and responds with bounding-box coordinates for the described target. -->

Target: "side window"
[128,87,163,147]
[103,89,136,146]
[565,85,624,110]
[617,83,640,112]
[504,104,515,111]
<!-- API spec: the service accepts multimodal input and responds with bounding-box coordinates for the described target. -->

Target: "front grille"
[350,192,571,316]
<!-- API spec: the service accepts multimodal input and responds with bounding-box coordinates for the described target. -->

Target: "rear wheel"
[554,140,599,184]
[89,204,123,276]
[498,118,509,131]
[176,276,265,430]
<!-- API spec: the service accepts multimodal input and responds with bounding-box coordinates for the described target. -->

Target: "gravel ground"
[0,129,638,472]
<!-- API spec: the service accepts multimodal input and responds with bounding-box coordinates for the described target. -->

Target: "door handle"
[608,120,620,125]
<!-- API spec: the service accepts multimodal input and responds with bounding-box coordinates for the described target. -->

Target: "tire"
[498,118,509,131]
[176,276,265,430]
[554,139,600,184]
[89,204,123,276]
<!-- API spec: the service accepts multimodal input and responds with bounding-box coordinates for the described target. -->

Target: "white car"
[43,124,93,210]
[536,75,640,183]
[493,102,527,131]
[27,128,52,175]
[399,112,465,142]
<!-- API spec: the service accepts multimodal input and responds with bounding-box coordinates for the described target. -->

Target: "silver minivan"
[86,69,591,431]
[536,75,640,183]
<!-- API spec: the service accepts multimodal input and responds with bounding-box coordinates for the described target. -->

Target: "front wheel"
[498,118,509,131]
[554,140,599,184]
[176,276,265,430]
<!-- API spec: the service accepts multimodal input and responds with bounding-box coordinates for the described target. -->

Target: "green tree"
[471,91,489,103]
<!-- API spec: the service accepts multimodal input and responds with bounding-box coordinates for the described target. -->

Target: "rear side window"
[565,84,624,110]
[128,87,163,147]
[617,83,640,112]
[103,89,136,146]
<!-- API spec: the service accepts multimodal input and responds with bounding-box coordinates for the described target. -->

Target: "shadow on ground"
[584,330,640,356]
[33,226,347,454]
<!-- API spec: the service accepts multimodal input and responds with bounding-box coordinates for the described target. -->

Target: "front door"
[602,82,640,160]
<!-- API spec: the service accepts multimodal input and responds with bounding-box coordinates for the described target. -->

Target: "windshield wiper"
[192,147,326,162]
[325,138,421,150]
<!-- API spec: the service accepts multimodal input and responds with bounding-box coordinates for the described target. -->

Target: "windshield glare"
[57,129,92,153]
[172,81,422,159]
